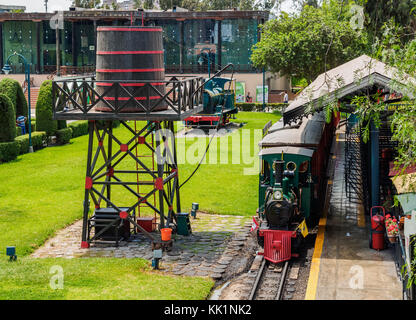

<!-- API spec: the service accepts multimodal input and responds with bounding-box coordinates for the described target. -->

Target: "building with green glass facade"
[0,9,290,101]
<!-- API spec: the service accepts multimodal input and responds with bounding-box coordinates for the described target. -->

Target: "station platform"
[305,126,403,300]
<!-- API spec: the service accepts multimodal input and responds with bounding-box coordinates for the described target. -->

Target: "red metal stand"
[80,120,181,247]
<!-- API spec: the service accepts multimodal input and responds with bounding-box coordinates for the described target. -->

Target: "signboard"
[235,82,245,103]
[256,85,268,103]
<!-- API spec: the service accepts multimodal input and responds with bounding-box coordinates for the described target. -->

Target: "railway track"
[248,257,291,300]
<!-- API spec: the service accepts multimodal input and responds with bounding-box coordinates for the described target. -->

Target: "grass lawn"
[0,111,279,257]
[0,258,213,300]
[0,111,278,300]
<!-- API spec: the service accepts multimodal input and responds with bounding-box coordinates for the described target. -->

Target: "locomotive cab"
[184,77,237,129]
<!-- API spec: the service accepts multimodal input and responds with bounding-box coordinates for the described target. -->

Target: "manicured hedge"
[0,78,28,119]
[36,80,57,137]
[56,128,72,145]
[68,120,119,139]
[236,102,287,112]
[0,94,16,143]
[95,120,121,130]
[58,119,67,130]
[0,140,19,162]
[16,81,28,119]
[68,120,89,138]
[15,132,47,154]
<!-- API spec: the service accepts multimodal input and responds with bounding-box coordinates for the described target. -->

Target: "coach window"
[261,160,270,184]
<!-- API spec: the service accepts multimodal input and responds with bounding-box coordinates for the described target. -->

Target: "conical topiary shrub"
[0,78,28,119]
[36,80,57,137]
[0,93,16,142]
[0,93,19,162]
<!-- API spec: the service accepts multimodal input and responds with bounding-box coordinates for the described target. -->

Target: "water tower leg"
[81,121,94,248]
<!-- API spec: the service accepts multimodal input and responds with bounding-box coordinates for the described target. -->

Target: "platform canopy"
[283,54,415,125]
[259,112,326,148]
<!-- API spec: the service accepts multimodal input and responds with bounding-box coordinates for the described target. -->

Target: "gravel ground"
[210,229,318,300]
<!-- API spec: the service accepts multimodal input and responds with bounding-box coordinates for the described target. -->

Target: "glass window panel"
[3,21,37,73]
[62,21,73,66]
[183,19,217,73]
[41,21,58,71]
[221,19,258,72]
[154,19,180,73]
[74,21,95,67]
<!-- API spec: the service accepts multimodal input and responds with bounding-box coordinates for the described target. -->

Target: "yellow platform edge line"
[304,215,327,300]
[304,182,332,299]
[357,203,366,228]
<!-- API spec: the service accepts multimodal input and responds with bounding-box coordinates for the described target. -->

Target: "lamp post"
[2,52,33,153]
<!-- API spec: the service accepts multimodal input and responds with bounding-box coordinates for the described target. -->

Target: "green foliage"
[291,77,309,88]
[0,78,17,113]
[0,78,28,119]
[0,141,19,162]
[16,83,28,119]
[363,0,416,40]
[15,132,46,154]
[55,128,72,145]
[72,0,101,8]
[35,80,57,137]
[0,94,16,143]
[155,0,258,11]
[58,120,67,130]
[251,1,368,83]
[95,120,121,130]
[68,120,89,138]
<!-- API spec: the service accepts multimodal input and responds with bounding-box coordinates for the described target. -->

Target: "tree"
[158,0,258,11]
[363,0,416,37]
[72,0,101,8]
[251,0,368,83]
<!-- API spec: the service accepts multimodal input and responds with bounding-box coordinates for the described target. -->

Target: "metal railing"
[52,75,205,120]
[395,233,415,300]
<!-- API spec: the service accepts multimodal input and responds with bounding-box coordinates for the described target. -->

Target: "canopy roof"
[283,55,413,125]
[259,112,326,148]
[258,146,314,158]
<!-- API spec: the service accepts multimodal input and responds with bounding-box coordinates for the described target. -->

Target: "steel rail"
[248,257,266,300]
[275,261,290,300]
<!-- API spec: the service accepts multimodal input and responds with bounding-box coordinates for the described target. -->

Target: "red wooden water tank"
[95,26,167,112]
